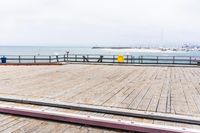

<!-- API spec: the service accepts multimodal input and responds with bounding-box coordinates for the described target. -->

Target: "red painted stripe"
[0,106,198,133]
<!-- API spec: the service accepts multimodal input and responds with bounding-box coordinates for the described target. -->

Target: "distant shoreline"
[92,46,199,52]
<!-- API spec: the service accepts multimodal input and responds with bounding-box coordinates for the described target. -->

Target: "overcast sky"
[0,0,199,46]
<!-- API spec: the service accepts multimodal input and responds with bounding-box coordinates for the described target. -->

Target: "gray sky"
[0,0,199,46]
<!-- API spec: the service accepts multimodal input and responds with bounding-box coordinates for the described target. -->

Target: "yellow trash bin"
[118,55,124,63]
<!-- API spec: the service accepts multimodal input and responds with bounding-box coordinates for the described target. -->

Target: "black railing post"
[19,56,21,63]
[67,52,69,61]
[141,56,143,64]
[75,55,77,62]
[49,56,51,63]
[131,56,132,64]
[34,56,36,63]
[157,56,159,64]
[113,55,115,63]
[64,54,66,62]
[138,56,140,64]
[56,55,59,62]
[190,56,192,65]
[127,55,128,64]
[173,56,175,64]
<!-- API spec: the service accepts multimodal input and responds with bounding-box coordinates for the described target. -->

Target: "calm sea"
[0,46,200,57]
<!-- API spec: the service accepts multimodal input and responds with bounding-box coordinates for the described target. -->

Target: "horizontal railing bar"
[7,57,198,61]
[7,58,50,60]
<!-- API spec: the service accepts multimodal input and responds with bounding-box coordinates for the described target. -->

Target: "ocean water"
[0,46,200,57]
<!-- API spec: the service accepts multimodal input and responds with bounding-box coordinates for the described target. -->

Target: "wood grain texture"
[0,64,200,132]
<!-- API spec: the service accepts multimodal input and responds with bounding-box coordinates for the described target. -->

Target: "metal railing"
[66,54,199,65]
[0,54,200,65]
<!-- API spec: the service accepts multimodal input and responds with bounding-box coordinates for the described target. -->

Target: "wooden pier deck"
[0,64,200,132]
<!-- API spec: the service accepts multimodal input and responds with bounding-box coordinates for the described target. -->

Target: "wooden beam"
[0,104,198,133]
[0,96,199,125]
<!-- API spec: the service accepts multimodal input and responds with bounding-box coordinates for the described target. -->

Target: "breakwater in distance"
[92,47,132,49]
